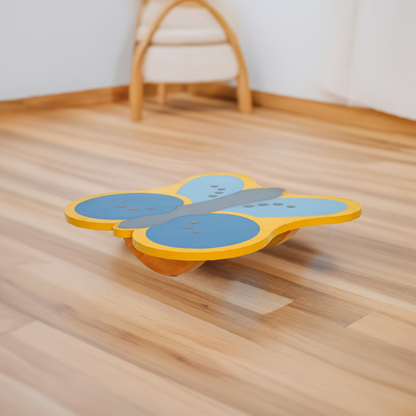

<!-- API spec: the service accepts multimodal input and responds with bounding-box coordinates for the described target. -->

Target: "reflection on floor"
[0,93,415,416]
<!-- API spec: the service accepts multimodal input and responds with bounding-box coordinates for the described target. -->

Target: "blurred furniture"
[130,0,252,120]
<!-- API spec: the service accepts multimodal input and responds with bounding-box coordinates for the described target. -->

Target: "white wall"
[1,0,414,121]
[347,0,416,121]
[0,0,140,100]
[234,0,346,104]
[0,0,343,104]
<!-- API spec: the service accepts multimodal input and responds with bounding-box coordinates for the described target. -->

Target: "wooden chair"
[130,0,252,120]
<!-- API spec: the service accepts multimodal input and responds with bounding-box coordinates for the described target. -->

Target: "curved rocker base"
[124,238,205,276]
[265,229,299,248]
[124,229,299,276]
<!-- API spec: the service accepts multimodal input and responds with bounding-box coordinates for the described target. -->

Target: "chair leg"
[157,83,167,105]
[236,70,253,114]
[130,46,144,121]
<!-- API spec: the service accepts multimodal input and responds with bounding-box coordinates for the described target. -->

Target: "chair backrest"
[139,0,239,35]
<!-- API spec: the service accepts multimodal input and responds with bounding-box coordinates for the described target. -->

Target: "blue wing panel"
[146,213,260,249]
[177,175,244,203]
[75,193,184,220]
[222,198,348,217]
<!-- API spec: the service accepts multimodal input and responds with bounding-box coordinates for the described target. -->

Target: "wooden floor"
[0,94,416,416]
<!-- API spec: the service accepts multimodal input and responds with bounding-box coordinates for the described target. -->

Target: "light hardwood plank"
[0,370,77,416]
[176,271,292,315]
[0,93,415,415]
[1,322,247,416]
[348,312,416,352]
[0,302,32,336]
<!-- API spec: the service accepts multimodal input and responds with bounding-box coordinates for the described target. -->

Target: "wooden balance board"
[65,173,361,276]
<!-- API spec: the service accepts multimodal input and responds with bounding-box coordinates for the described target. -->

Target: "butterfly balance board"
[65,173,361,276]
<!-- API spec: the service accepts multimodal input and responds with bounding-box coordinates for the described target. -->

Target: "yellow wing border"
[64,173,361,261]
[131,195,361,261]
[64,173,264,231]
